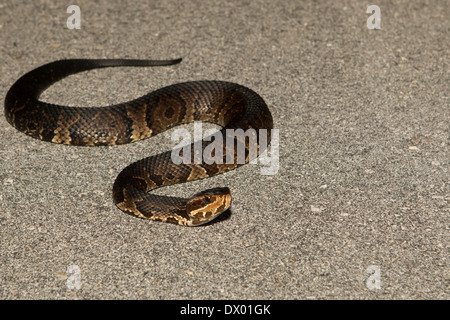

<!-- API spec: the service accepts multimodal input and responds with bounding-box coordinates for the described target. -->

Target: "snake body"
[4,59,273,226]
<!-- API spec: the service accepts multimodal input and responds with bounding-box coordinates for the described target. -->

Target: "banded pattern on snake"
[4,58,273,226]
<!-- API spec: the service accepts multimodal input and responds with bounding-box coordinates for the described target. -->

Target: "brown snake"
[4,58,273,226]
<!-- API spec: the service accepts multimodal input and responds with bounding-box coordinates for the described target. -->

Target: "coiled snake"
[4,58,273,226]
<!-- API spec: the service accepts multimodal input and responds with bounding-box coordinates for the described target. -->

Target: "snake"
[4,58,273,226]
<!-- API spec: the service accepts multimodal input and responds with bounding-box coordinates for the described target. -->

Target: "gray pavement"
[0,0,448,299]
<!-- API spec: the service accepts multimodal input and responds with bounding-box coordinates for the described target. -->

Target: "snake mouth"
[186,187,232,226]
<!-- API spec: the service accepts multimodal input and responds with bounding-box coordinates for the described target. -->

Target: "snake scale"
[4,58,273,226]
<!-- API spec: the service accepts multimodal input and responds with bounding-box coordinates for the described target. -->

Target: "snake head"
[186,187,232,226]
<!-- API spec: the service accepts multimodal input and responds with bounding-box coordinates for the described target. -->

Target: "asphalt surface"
[0,0,448,299]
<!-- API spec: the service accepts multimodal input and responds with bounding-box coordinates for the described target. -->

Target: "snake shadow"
[202,208,233,226]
